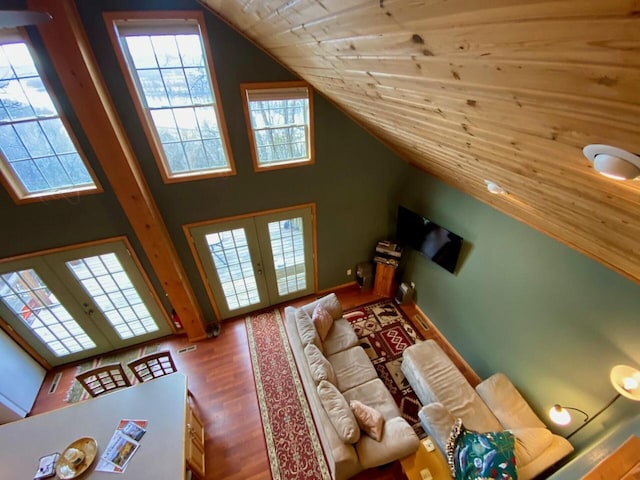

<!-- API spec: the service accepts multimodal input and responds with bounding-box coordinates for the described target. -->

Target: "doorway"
[188,205,316,319]
[0,239,172,366]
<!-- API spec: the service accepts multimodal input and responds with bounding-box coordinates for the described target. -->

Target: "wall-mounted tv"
[396,205,463,274]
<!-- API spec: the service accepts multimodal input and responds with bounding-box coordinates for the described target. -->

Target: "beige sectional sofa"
[402,340,574,480]
[284,293,420,480]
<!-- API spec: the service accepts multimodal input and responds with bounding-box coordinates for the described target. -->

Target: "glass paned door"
[191,218,270,319]
[190,206,315,320]
[0,240,172,366]
[0,268,97,357]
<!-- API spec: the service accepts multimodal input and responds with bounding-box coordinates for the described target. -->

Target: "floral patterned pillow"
[446,418,518,480]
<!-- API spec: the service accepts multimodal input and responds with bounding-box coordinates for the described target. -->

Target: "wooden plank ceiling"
[201,0,640,283]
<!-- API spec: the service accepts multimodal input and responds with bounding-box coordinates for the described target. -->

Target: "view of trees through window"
[0,39,96,198]
[248,97,309,165]
[119,30,230,176]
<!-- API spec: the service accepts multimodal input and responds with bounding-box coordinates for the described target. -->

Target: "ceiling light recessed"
[583,144,640,181]
[484,180,507,195]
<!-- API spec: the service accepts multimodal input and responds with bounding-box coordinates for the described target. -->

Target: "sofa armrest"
[418,403,456,454]
[475,373,546,430]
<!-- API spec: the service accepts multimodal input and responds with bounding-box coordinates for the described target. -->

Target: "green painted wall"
[398,166,640,452]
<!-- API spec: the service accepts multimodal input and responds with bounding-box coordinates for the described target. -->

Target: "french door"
[0,240,172,366]
[189,205,315,319]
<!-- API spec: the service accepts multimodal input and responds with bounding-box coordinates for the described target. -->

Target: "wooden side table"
[373,262,396,297]
[400,437,450,480]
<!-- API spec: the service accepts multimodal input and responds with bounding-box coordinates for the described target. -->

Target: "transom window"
[241,82,314,171]
[0,31,99,202]
[107,13,235,182]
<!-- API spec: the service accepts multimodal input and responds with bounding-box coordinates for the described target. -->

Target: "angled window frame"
[0,29,102,204]
[240,81,315,172]
[105,11,236,183]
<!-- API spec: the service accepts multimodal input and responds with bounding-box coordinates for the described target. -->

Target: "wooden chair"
[127,351,178,383]
[76,363,131,398]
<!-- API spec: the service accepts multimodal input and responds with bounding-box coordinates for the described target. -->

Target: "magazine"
[95,419,147,474]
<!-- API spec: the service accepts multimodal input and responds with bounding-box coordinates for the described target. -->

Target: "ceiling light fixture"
[583,144,640,180]
[484,180,508,195]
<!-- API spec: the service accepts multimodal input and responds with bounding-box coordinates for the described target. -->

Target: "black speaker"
[356,262,373,291]
[395,282,415,305]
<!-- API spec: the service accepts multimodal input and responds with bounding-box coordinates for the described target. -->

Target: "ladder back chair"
[127,351,178,383]
[76,363,131,398]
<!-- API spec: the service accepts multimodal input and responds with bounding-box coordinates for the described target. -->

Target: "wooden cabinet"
[186,402,205,479]
[373,262,396,297]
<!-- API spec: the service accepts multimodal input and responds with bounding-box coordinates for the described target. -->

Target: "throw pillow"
[296,309,323,352]
[317,380,361,444]
[304,343,336,385]
[312,304,333,341]
[349,400,385,442]
[446,418,518,480]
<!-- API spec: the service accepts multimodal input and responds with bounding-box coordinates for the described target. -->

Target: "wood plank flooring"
[29,284,478,480]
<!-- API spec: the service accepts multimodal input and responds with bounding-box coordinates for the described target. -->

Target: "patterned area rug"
[65,343,159,403]
[343,301,426,437]
[246,309,331,480]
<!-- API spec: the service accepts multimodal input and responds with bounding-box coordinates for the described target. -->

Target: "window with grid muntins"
[66,253,159,340]
[0,269,96,357]
[205,229,260,311]
[114,20,232,178]
[244,84,312,168]
[0,34,96,199]
[268,217,307,295]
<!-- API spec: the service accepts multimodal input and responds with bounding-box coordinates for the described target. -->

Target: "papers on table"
[95,419,147,474]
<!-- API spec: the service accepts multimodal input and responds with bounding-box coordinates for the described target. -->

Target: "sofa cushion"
[350,400,385,441]
[323,319,359,356]
[355,416,420,469]
[304,343,336,385]
[317,380,361,444]
[476,373,547,430]
[302,293,343,320]
[508,427,553,467]
[343,378,401,420]
[402,340,502,433]
[312,304,333,341]
[328,347,378,392]
[296,309,323,352]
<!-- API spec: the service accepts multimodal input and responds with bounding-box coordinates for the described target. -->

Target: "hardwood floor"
[28,284,478,479]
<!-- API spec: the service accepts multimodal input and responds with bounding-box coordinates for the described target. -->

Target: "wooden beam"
[28,0,208,340]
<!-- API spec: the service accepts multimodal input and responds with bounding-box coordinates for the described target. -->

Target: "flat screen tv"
[396,205,463,274]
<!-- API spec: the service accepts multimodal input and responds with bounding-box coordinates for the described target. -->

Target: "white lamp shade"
[549,405,572,426]
[610,365,640,401]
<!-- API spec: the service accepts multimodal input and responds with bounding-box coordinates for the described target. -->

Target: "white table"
[0,373,189,479]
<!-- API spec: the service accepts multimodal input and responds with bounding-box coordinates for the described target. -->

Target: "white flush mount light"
[583,144,640,180]
[484,180,508,195]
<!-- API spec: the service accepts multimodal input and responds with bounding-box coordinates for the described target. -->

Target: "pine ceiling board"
[202,0,640,284]
[270,18,640,67]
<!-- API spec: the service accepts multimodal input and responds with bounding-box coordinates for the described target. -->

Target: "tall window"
[241,82,314,171]
[0,31,99,202]
[106,13,235,182]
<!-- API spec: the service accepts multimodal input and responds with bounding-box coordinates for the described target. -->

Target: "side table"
[373,262,396,297]
[400,437,450,480]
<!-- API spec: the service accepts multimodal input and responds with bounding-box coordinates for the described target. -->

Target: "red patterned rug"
[343,301,426,437]
[245,309,331,480]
